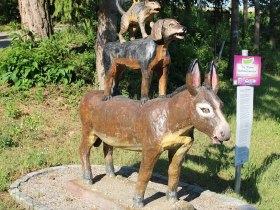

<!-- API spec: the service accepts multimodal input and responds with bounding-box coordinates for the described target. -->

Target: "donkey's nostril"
[220,131,225,137]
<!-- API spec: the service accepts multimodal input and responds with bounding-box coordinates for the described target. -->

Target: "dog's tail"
[116,0,128,15]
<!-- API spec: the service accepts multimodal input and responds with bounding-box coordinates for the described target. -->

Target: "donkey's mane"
[166,85,187,98]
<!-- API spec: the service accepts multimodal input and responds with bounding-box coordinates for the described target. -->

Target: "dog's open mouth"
[174,32,185,39]
[152,8,161,13]
[212,136,223,144]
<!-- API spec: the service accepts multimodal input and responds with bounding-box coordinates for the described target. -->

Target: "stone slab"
[9,165,257,210]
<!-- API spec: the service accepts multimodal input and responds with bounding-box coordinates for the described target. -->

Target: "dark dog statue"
[102,18,187,104]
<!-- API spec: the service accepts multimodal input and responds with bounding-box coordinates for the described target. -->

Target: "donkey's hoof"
[133,195,144,208]
[102,95,112,101]
[105,165,115,177]
[83,178,93,185]
[166,190,178,203]
[106,171,116,178]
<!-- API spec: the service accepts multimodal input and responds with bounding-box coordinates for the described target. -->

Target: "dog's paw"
[102,95,112,101]
[140,96,149,105]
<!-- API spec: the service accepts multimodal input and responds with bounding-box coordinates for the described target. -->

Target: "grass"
[0,73,279,209]
[0,22,20,32]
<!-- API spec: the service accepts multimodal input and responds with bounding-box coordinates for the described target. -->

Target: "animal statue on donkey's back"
[79,59,230,208]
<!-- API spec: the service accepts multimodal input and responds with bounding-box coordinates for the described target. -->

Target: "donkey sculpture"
[79,59,230,208]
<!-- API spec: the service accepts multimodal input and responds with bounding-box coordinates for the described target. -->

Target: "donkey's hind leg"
[103,142,115,177]
[79,128,99,184]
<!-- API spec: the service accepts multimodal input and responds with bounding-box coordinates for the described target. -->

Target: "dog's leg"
[103,143,115,177]
[140,70,153,104]
[103,65,117,101]
[119,17,130,43]
[157,65,169,98]
[79,127,99,184]
[129,25,137,41]
[138,17,148,38]
[113,66,125,96]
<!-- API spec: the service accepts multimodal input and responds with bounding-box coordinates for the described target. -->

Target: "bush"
[0,28,96,89]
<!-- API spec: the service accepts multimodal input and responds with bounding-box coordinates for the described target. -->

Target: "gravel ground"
[11,165,255,210]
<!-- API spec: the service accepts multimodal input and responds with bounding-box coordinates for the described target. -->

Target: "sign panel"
[235,86,254,166]
[233,55,262,86]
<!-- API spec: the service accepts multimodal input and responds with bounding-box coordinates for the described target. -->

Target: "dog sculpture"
[102,18,187,104]
[116,0,161,43]
[79,59,231,208]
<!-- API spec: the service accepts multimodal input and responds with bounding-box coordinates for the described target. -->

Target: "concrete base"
[9,165,256,210]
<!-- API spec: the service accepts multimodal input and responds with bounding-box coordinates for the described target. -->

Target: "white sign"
[235,86,254,166]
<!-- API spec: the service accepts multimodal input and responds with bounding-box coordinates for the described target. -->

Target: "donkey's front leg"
[167,140,193,202]
[133,149,161,208]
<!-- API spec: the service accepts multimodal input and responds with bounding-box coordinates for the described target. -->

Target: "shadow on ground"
[128,146,280,205]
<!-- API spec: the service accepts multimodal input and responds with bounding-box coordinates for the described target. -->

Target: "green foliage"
[4,103,22,119]
[0,28,96,89]
[0,135,18,149]
[0,22,20,32]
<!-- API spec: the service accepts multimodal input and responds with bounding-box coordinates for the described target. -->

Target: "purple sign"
[233,55,262,86]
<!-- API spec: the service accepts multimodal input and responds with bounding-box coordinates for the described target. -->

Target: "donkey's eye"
[200,107,210,113]
[196,103,214,118]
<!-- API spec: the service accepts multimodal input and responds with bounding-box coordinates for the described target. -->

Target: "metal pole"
[234,49,248,194]
[234,165,242,193]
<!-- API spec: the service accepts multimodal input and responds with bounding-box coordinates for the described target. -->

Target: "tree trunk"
[229,0,239,76]
[254,0,260,53]
[18,0,53,38]
[96,0,118,90]
[243,0,248,35]
[269,0,276,49]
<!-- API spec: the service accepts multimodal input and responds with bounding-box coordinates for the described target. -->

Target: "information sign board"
[235,86,254,166]
[233,56,262,86]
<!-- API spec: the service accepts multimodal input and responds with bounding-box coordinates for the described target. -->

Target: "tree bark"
[96,0,118,90]
[18,0,53,38]
[229,0,239,75]
[254,0,260,53]
[243,0,248,35]
[269,0,276,49]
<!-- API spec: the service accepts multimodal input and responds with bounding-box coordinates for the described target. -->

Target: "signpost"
[233,50,262,194]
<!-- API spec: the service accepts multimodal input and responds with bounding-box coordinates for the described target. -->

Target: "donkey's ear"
[151,19,163,41]
[204,61,219,94]
[186,59,201,96]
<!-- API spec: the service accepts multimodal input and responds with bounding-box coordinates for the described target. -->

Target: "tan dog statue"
[116,0,161,43]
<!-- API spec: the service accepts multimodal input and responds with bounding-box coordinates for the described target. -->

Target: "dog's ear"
[151,19,164,41]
